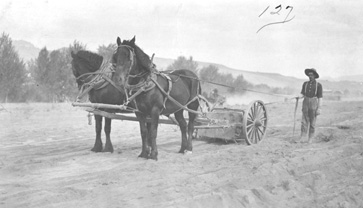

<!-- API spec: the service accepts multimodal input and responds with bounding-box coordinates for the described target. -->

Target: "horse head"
[112,36,157,89]
[71,50,103,88]
[112,37,138,88]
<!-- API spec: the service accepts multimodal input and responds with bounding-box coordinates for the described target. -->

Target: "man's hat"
[305,68,319,79]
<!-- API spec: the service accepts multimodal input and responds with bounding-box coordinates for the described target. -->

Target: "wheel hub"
[254,119,262,127]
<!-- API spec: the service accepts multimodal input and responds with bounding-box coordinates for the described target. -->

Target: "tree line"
[0,32,293,103]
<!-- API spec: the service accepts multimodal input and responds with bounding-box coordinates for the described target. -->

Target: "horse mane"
[74,50,104,72]
[122,40,153,71]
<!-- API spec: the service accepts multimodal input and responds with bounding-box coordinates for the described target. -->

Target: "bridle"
[115,44,151,90]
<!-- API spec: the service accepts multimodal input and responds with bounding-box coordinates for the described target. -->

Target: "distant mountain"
[154,57,304,89]
[154,57,363,95]
[14,40,363,95]
[13,40,40,62]
[336,74,363,83]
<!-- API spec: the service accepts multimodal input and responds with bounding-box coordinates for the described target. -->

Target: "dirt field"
[1,100,363,208]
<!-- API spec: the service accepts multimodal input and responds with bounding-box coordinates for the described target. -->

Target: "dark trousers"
[301,97,318,138]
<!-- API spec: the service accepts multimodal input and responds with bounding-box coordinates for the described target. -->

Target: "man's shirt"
[301,80,323,98]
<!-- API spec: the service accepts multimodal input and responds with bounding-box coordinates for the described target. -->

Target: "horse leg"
[103,117,114,153]
[174,110,188,154]
[136,112,150,159]
[149,106,161,160]
[186,112,196,153]
[91,115,103,152]
[147,122,152,150]
[186,100,199,153]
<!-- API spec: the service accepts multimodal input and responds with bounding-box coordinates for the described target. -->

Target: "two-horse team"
[71,36,200,161]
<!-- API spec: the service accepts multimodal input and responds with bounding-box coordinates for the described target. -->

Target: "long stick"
[173,74,290,98]
[292,97,299,137]
[72,102,128,110]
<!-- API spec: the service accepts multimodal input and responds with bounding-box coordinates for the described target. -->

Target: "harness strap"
[102,75,124,94]
[304,81,307,95]
[75,63,125,102]
[76,84,93,102]
[159,74,173,110]
[123,78,156,106]
[150,77,202,115]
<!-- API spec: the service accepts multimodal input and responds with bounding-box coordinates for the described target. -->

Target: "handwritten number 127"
[257,5,295,33]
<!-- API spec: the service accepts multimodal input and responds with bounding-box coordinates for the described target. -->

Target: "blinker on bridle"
[115,44,148,88]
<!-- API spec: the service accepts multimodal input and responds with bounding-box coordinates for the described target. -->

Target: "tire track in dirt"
[1,101,363,207]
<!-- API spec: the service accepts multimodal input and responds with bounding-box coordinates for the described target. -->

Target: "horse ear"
[117,37,122,46]
[130,36,136,44]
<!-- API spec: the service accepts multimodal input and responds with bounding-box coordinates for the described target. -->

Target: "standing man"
[298,68,323,143]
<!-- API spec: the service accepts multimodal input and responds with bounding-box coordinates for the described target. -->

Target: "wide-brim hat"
[305,68,319,79]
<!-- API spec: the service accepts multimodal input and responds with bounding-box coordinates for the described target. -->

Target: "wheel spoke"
[256,104,265,121]
[248,111,253,120]
[250,106,255,119]
[247,125,254,134]
[253,102,258,118]
[251,128,257,143]
[254,129,259,143]
[254,106,261,120]
[255,126,260,142]
[246,123,254,128]
[247,126,254,138]
[257,126,264,137]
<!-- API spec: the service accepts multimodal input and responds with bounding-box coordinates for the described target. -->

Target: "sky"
[1,0,362,79]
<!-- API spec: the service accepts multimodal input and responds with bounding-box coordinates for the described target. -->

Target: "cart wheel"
[242,100,268,145]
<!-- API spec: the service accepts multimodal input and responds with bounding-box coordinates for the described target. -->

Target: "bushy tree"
[230,74,251,94]
[199,65,219,82]
[98,43,117,62]
[0,32,27,102]
[48,49,77,101]
[29,41,85,102]
[166,56,198,74]
[69,40,87,54]
[218,73,234,86]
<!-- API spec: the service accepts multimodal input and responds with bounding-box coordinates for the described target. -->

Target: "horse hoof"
[148,152,158,161]
[91,146,103,152]
[138,152,149,159]
[102,148,114,153]
[103,144,114,153]
[150,157,158,161]
[184,150,193,155]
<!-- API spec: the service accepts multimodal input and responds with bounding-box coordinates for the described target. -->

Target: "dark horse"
[71,50,126,153]
[112,36,201,160]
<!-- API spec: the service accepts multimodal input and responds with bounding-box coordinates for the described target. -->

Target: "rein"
[116,44,202,115]
[75,62,124,101]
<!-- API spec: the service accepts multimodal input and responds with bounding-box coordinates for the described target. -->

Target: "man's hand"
[316,108,321,116]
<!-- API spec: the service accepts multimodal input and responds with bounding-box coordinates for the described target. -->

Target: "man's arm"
[298,82,306,99]
[317,98,322,109]
[316,83,323,115]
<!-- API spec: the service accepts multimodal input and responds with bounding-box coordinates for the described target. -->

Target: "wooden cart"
[73,99,267,145]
